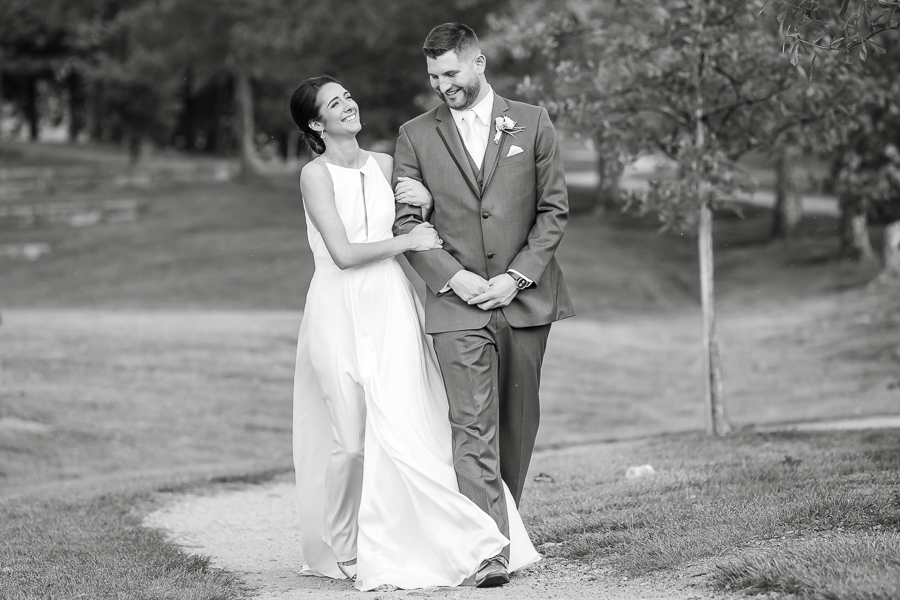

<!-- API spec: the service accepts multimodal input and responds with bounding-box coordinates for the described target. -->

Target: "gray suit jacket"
[392,94,575,334]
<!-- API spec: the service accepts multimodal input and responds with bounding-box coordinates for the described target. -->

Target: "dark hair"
[289,75,340,154]
[423,23,480,60]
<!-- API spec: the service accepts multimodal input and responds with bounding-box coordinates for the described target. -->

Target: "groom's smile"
[440,85,471,109]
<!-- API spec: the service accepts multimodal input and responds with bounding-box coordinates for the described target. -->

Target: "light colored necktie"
[462,111,485,170]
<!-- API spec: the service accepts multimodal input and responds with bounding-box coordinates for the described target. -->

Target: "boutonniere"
[493,115,525,145]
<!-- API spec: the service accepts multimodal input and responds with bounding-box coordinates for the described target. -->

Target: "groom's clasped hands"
[450,270,519,311]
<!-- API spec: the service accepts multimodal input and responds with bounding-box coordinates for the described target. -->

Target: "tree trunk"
[234,68,262,175]
[287,128,301,161]
[0,52,4,124]
[26,76,39,141]
[179,67,196,151]
[67,72,86,142]
[595,131,623,213]
[693,27,730,436]
[698,202,731,435]
[276,130,288,161]
[771,144,803,240]
[877,221,900,283]
[0,311,4,419]
[839,198,876,261]
[128,134,142,165]
[89,82,104,141]
[205,76,220,152]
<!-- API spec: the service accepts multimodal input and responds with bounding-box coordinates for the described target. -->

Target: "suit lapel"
[434,104,480,198]
[480,95,510,195]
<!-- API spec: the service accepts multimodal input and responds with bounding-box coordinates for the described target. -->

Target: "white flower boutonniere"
[493,115,525,145]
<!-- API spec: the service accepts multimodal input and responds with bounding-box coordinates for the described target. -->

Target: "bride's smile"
[314,83,362,136]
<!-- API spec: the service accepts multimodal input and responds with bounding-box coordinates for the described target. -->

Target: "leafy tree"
[490,0,899,434]
[250,0,505,149]
[764,0,900,274]
[493,0,835,435]
[487,1,639,211]
[0,0,109,140]
[77,2,184,162]
[830,49,900,274]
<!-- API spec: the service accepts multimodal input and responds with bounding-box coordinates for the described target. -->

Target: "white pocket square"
[506,145,524,158]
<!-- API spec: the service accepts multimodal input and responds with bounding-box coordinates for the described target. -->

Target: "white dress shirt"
[450,87,494,170]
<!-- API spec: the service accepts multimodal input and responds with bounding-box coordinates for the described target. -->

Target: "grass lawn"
[524,429,900,599]
[2,297,897,495]
[3,429,897,599]
[1,155,898,598]
[0,490,246,600]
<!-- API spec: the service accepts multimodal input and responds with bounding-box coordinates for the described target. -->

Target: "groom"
[393,23,574,586]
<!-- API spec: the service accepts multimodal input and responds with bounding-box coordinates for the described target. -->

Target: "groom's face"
[427,50,484,111]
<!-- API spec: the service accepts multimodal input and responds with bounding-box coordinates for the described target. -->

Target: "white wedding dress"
[292,154,540,591]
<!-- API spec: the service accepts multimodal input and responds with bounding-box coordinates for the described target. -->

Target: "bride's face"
[313,83,361,138]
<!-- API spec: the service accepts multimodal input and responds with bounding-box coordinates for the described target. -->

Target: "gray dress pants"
[432,309,551,559]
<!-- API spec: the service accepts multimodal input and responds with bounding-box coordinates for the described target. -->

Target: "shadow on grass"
[158,466,291,494]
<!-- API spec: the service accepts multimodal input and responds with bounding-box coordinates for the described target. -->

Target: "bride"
[289,75,540,591]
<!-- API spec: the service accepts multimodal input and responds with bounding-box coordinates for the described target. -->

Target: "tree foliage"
[766,0,899,75]
[763,1,900,259]
[490,1,833,225]
[489,0,871,434]
[0,0,119,139]
[1,0,504,156]
[488,0,898,432]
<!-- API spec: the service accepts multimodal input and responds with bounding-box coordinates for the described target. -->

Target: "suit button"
[486,252,495,259]
[482,212,490,219]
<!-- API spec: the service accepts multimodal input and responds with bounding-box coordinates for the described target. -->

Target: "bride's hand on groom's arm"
[406,223,443,252]
[467,274,518,310]
[394,177,432,210]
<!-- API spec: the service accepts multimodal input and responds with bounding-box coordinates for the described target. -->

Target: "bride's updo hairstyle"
[290,75,340,155]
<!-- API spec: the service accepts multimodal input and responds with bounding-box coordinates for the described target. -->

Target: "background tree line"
[0,0,500,165]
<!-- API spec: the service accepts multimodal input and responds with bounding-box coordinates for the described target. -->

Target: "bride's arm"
[300,161,441,270]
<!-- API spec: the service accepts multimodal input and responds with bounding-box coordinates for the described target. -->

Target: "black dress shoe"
[475,556,510,588]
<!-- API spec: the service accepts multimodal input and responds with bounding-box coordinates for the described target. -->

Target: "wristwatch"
[508,271,530,290]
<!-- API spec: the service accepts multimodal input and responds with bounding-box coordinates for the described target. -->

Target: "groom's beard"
[437,77,481,110]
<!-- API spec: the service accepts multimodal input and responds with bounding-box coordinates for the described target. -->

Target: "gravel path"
[143,412,900,599]
[144,480,715,600]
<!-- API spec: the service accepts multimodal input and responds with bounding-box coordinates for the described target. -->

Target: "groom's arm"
[392,125,467,295]
[507,108,569,285]
[392,126,427,235]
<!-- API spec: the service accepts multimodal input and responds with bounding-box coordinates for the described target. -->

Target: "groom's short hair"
[423,23,480,60]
